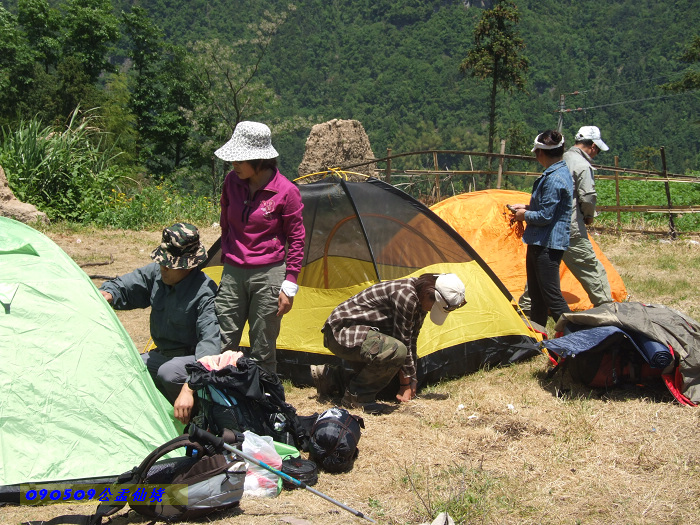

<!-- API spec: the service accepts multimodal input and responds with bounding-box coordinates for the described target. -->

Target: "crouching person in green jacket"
[99,222,220,424]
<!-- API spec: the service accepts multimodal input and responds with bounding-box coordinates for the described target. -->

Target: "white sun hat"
[214,121,279,162]
[430,273,467,325]
[575,125,609,152]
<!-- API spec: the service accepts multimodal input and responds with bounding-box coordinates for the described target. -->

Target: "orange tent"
[431,189,627,311]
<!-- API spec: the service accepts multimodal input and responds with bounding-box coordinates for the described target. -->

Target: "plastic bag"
[242,430,282,498]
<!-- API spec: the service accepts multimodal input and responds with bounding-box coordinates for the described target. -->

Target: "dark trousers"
[526,244,571,327]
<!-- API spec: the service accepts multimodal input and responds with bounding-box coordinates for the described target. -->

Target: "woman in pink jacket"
[214,121,305,374]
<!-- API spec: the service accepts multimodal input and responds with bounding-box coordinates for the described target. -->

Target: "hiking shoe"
[311,364,339,397]
[341,391,389,415]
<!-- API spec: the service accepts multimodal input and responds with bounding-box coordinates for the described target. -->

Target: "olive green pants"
[323,328,407,403]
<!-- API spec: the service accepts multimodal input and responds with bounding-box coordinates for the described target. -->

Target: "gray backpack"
[27,431,246,524]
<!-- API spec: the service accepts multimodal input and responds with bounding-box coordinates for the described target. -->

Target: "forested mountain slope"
[107,0,698,174]
[3,0,698,179]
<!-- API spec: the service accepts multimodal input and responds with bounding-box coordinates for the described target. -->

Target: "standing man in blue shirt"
[518,125,613,313]
[510,130,573,329]
[99,223,220,424]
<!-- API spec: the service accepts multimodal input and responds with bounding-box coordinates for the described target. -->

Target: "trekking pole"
[188,425,376,524]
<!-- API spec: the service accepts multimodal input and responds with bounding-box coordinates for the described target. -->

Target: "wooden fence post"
[385,148,392,184]
[433,151,440,202]
[496,139,506,189]
[614,156,621,232]
[660,147,677,239]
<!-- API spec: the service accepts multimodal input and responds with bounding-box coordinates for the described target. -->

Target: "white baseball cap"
[430,273,467,325]
[214,121,279,162]
[575,126,609,152]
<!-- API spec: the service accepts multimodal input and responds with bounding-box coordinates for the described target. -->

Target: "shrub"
[0,109,123,221]
[94,181,219,230]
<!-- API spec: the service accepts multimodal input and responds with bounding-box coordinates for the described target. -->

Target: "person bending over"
[311,273,466,412]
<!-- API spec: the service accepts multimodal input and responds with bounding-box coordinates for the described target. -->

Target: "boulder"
[0,166,48,224]
[297,119,377,181]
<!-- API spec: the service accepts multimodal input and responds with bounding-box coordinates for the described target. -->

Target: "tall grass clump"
[404,464,509,524]
[0,109,126,222]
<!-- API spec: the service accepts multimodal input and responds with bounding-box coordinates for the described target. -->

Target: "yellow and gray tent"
[205,176,539,385]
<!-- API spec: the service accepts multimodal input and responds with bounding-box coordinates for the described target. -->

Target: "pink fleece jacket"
[219,169,305,283]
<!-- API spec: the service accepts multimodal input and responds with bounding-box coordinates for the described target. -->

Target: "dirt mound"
[297,119,376,181]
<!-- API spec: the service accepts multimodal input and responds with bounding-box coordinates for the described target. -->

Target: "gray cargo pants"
[216,261,285,375]
[141,350,195,404]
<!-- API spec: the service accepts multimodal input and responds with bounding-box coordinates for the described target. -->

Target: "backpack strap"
[130,434,207,483]
[23,435,209,525]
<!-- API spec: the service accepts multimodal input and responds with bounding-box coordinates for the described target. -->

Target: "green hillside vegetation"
[0,0,698,227]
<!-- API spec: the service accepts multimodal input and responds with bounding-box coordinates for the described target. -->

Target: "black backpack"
[308,407,364,473]
[186,357,307,449]
[27,431,246,525]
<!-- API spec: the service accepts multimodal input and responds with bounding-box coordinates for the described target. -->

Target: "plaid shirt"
[323,278,426,381]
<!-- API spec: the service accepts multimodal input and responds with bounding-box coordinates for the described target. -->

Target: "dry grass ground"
[5,227,700,525]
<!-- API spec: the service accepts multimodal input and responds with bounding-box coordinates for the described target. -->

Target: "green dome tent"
[205,176,540,386]
[0,217,178,501]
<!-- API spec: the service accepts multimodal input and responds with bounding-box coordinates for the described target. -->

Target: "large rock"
[0,166,48,224]
[297,119,377,181]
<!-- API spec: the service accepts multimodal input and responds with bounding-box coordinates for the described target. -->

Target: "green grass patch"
[404,464,511,524]
[93,181,219,230]
[597,178,700,232]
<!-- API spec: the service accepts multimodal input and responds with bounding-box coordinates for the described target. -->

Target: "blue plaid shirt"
[522,160,573,251]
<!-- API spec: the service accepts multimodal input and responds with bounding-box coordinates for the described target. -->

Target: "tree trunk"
[487,59,499,189]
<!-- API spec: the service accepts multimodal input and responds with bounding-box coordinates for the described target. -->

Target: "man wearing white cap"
[561,125,613,306]
[311,273,466,412]
[518,125,613,312]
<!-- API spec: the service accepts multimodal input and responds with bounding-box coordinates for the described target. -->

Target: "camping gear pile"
[186,353,304,447]
[543,302,700,406]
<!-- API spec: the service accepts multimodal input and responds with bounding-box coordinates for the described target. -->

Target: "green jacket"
[563,146,598,240]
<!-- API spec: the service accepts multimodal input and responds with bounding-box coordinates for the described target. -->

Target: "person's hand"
[396,379,417,402]
[174,384,195,424]
[514,208,527,222]
[100,290,113,303]
[584,216,594,226]
[396,371,417,402]
[509,203,527,211]
[277,291,294,316]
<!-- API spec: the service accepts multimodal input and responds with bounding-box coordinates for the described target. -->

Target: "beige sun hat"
[214,121,279,162]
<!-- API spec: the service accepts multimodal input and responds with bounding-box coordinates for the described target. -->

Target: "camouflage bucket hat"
[150,223,207,270]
